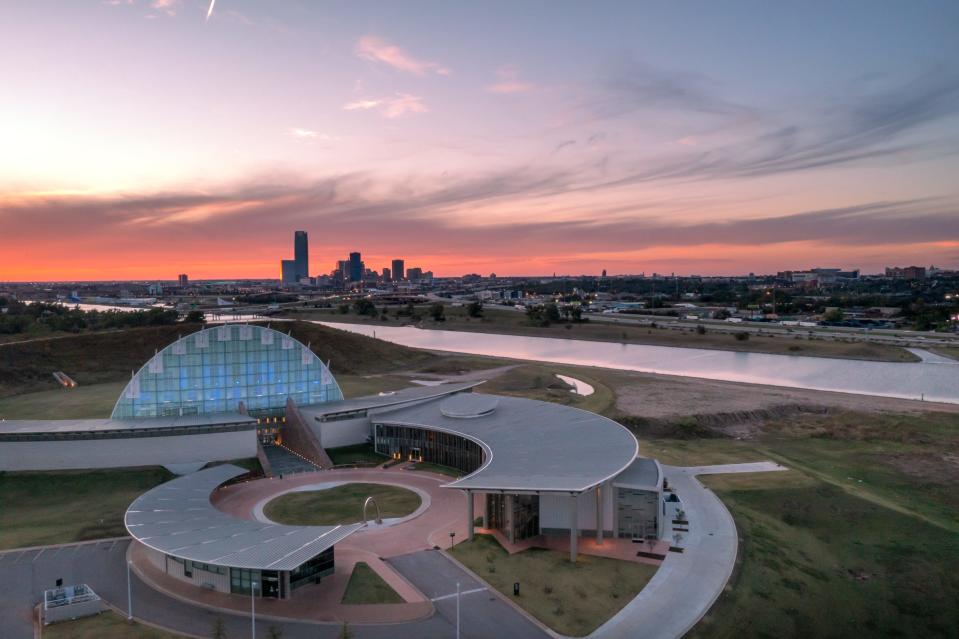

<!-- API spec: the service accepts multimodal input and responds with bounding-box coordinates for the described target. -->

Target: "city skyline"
[2,1,959,280]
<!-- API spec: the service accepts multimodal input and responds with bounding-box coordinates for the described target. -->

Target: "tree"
[545,303,561,323]
[467,300,484,317]
[184,310,206,323]
[337,303,350,314]
[267,626,283,639]
[211,617,227,639]
[734,331,750,342]
[352,298,377,317]
[695,324,706,335]
[822,308,844,323]
[430,303,446,321]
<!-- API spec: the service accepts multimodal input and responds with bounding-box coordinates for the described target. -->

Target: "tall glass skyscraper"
[294,231,309,280]
[349,252,363,282]
[391,259,405,281]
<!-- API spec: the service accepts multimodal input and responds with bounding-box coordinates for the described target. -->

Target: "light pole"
[455,581,461,639]
[251,579,257,639]
[126,560,133,622]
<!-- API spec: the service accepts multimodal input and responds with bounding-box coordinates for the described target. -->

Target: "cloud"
[287,128,339,143]
[487,66,533,94]
[552,140,576,154]
[577,65,959,187]
[343,94,427,119]
[354,35,450,76]
[343,99,381,111]
[149,0,178,16]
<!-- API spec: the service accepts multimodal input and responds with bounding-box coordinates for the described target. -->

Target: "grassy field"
[476,364,616,415]
[327,443,385,466]
[263,483,421,525]
[0,381,124,419]
[406,461,463,477]
[0,468,172,549]
[689,472,959,639]
[44,611,187,639]
[291,305,920,363]
[931,346,959,361]
[451,534,658,636]
[0,320,499,398]
[341,562,404,604]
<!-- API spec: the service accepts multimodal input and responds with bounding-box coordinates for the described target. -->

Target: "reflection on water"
[320,322,959,404]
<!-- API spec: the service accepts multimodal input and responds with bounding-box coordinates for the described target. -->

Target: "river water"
[320,322,959,404]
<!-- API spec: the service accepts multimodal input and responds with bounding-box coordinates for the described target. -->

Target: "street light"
[455,581,461,639]
[449,530,456,551]
[251,579,258,639]
[126,560,133,622]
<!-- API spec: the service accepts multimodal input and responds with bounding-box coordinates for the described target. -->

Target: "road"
[388,550,550,639]
[0,540,542,639]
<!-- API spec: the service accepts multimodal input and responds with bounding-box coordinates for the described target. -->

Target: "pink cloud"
[355,35,450,76]
[487,65,534,94]
[342,94,427,118]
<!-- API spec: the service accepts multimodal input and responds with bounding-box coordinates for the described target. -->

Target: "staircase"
[260,443,320,475]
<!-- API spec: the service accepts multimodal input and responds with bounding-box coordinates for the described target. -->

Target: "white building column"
[506,494,515,545]
[596,485,604,545]
[466,491,475,541]
[569,494,578,563]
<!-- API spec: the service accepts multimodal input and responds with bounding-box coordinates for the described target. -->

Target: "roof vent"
[440,394,499,419]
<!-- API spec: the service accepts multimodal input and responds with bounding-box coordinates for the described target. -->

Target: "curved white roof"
[125,464,361,570]
[375,393,639,493]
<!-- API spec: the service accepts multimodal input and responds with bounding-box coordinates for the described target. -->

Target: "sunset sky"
[2,1,958,280]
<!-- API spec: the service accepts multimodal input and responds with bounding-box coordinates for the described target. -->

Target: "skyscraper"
[294,231,309,280]
[391,259,405,281]
[349,252,363,282]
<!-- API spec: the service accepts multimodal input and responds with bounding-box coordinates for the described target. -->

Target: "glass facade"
[487,494,540,541]
[112,324,343,419]
[373,423,484,473]
[290,547,335,590]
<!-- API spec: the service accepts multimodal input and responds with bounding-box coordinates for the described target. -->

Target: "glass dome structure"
[112,324,342,419]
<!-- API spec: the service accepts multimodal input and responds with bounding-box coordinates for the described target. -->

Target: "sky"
[1,0,958,280]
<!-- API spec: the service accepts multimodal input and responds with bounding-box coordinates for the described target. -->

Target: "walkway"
[261,442,320,475]
[388,549,550,639]
[590,462,787,639]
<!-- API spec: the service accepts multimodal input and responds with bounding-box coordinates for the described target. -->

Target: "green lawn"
[406,461,463,478]
[263,483,421,525]
[451,534,658,637]
[341,562,404,604]
[476,364,616,415]
[0,468,172,549]
[326,443,386,466]
[0,381,124,419]
[44,612,187,639]
[689,473,959,639]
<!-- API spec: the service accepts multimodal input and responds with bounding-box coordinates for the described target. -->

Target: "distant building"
[148,283,163,295]
[407,267,423,281]
[391,259,405,281]
[885,266,926,280]
[382,267,391,281]
[280,231,309,284]
[294,231,309,281]
[349,252,363,282]
[281,260,297,285]
[178,274,189,287]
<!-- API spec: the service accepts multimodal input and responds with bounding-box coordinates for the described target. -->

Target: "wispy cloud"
[552,140,576,154]
[355,35,450,76]
[343,94,427,119]
[287,128,339,143]
[487,65,533,94]
[149,0,179,16]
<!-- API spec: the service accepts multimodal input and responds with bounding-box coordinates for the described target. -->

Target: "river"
[320,322,959,404]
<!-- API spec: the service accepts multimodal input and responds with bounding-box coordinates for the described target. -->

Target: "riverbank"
[280,306,922,363]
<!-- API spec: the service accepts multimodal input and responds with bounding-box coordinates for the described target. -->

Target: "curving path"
[590,462,787,639]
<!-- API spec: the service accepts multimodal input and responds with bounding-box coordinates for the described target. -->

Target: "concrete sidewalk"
[590,462,786,639]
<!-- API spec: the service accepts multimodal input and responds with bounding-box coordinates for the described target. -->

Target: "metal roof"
[298,381,482,418]
[125,464,362,571]
[0,413,257,435]
[612,457,662,491]
[376,393,638,493]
